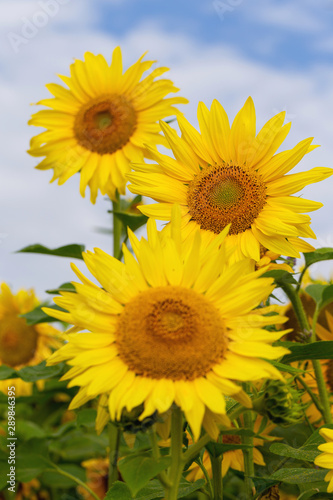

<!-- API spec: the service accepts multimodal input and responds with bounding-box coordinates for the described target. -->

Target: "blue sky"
[1,0,333,296]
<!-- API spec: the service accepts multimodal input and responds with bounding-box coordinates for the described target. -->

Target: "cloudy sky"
[1,0,333,299]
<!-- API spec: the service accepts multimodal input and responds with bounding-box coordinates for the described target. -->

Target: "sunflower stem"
[167,406,184,500]
[242,386,255,499]
[112,192,122,259]
[210,454,223,499]
[45,466,100,500]
[311,306,333,424]
[281,283,311,334]
[108,422,121,488]
[149,427,172,489]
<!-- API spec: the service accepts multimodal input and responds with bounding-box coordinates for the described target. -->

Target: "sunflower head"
[28,47,188,203]
[0,283,60,395]
[46,206,289,439]
[128,97,333,264]
[314,427,333,493]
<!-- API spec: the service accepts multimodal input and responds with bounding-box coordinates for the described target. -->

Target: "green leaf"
[16,421,46,441]
[262,270,298,286]
[279,341,333,363]
[270,468,327,484]
[269,442,320,462]
[268,360,305,374]
[17,360,66,382]
[306,284,326,304]
[20,304,66,325]
[0,365,16,380]
[113,211,148,233]
[206,441,251,457]
[105,482,132,500]
[46,282,76,295]
[76,408,97,427]
[177,478,206,498]
[40,464,86,488]
[49,430,107,460]
[16,439,50,482]
[17,243,85,259]
[118,453,172,496]
[304,247,333,268]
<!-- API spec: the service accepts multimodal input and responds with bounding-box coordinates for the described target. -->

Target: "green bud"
[113,405,158,434]
[253,380,303,427]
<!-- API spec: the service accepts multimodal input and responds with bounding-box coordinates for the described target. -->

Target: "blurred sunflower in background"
[186,415,273,481]
[45,207,290,440]
[128,97,333,263]
[28,47,188,203]
[0,283,60,395]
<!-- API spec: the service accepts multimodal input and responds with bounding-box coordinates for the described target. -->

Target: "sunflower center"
[74,94,137,155]
[0,316,38,367]
[115,286,227,380]
[325,360,333,393]
[187,164,267,235]
[222,434,241,445]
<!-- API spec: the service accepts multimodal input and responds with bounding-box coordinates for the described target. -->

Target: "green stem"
[149,427,172,489]
[112,192,122,259]
[196,457,214,499]
[311,306,333,424]
[242,389,255,499]
[282,283,310,334]
[46,466,100,500]
[295,375,323,414]
[210,455,223,499]
[167,406,184,500]
[108,422,121,488]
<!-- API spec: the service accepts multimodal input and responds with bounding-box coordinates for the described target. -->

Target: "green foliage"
[20,303,66,325]
[279,340,333,363]
[46,282,76,294]
[262,270,299,286]
[0,360,65,381]
[304,247,333,268]
[17,243,85,259]
[270,468,327,484]
[118,453,172,496]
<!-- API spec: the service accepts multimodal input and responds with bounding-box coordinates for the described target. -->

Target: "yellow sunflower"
[314,427,333,492]
[28,47,188,203]
[128,97,333,263]
[0,283,60,395]
[186,415,272,481]
[78,458,109,500]
[45,207,289,440]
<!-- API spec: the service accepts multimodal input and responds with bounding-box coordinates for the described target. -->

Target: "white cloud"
[1,6,333,298]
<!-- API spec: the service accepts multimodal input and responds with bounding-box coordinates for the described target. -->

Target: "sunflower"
[78,458,109,500]
[0,283,60,396]
[45,207,289,439]
[28,47,188,203]
[128,97,333,263]
[186,415,272,481]
[314,427,333,492]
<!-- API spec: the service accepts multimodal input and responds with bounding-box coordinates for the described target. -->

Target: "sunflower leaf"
[46,282,76,294]
[269,442,320,462]
[20,304,67,325]
[278,340,333,363]
[118,453,172,496]
[17,360,66,382]
[270,467,327,484]
[17,243,85,259]
[113,211,148,233]
[304,247,333,268]
[105,482,132,500]
[0,365,16,380]
[261,270,298,286]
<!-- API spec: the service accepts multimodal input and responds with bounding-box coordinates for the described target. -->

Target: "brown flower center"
[115,286,227,380]
[222,434,241,445]
[0,316,38,367]
[74,94,137,154]
[187,164,266,235]
[325,360,333,393]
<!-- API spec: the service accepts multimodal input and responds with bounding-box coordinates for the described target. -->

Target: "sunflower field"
[1,46,333,500]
